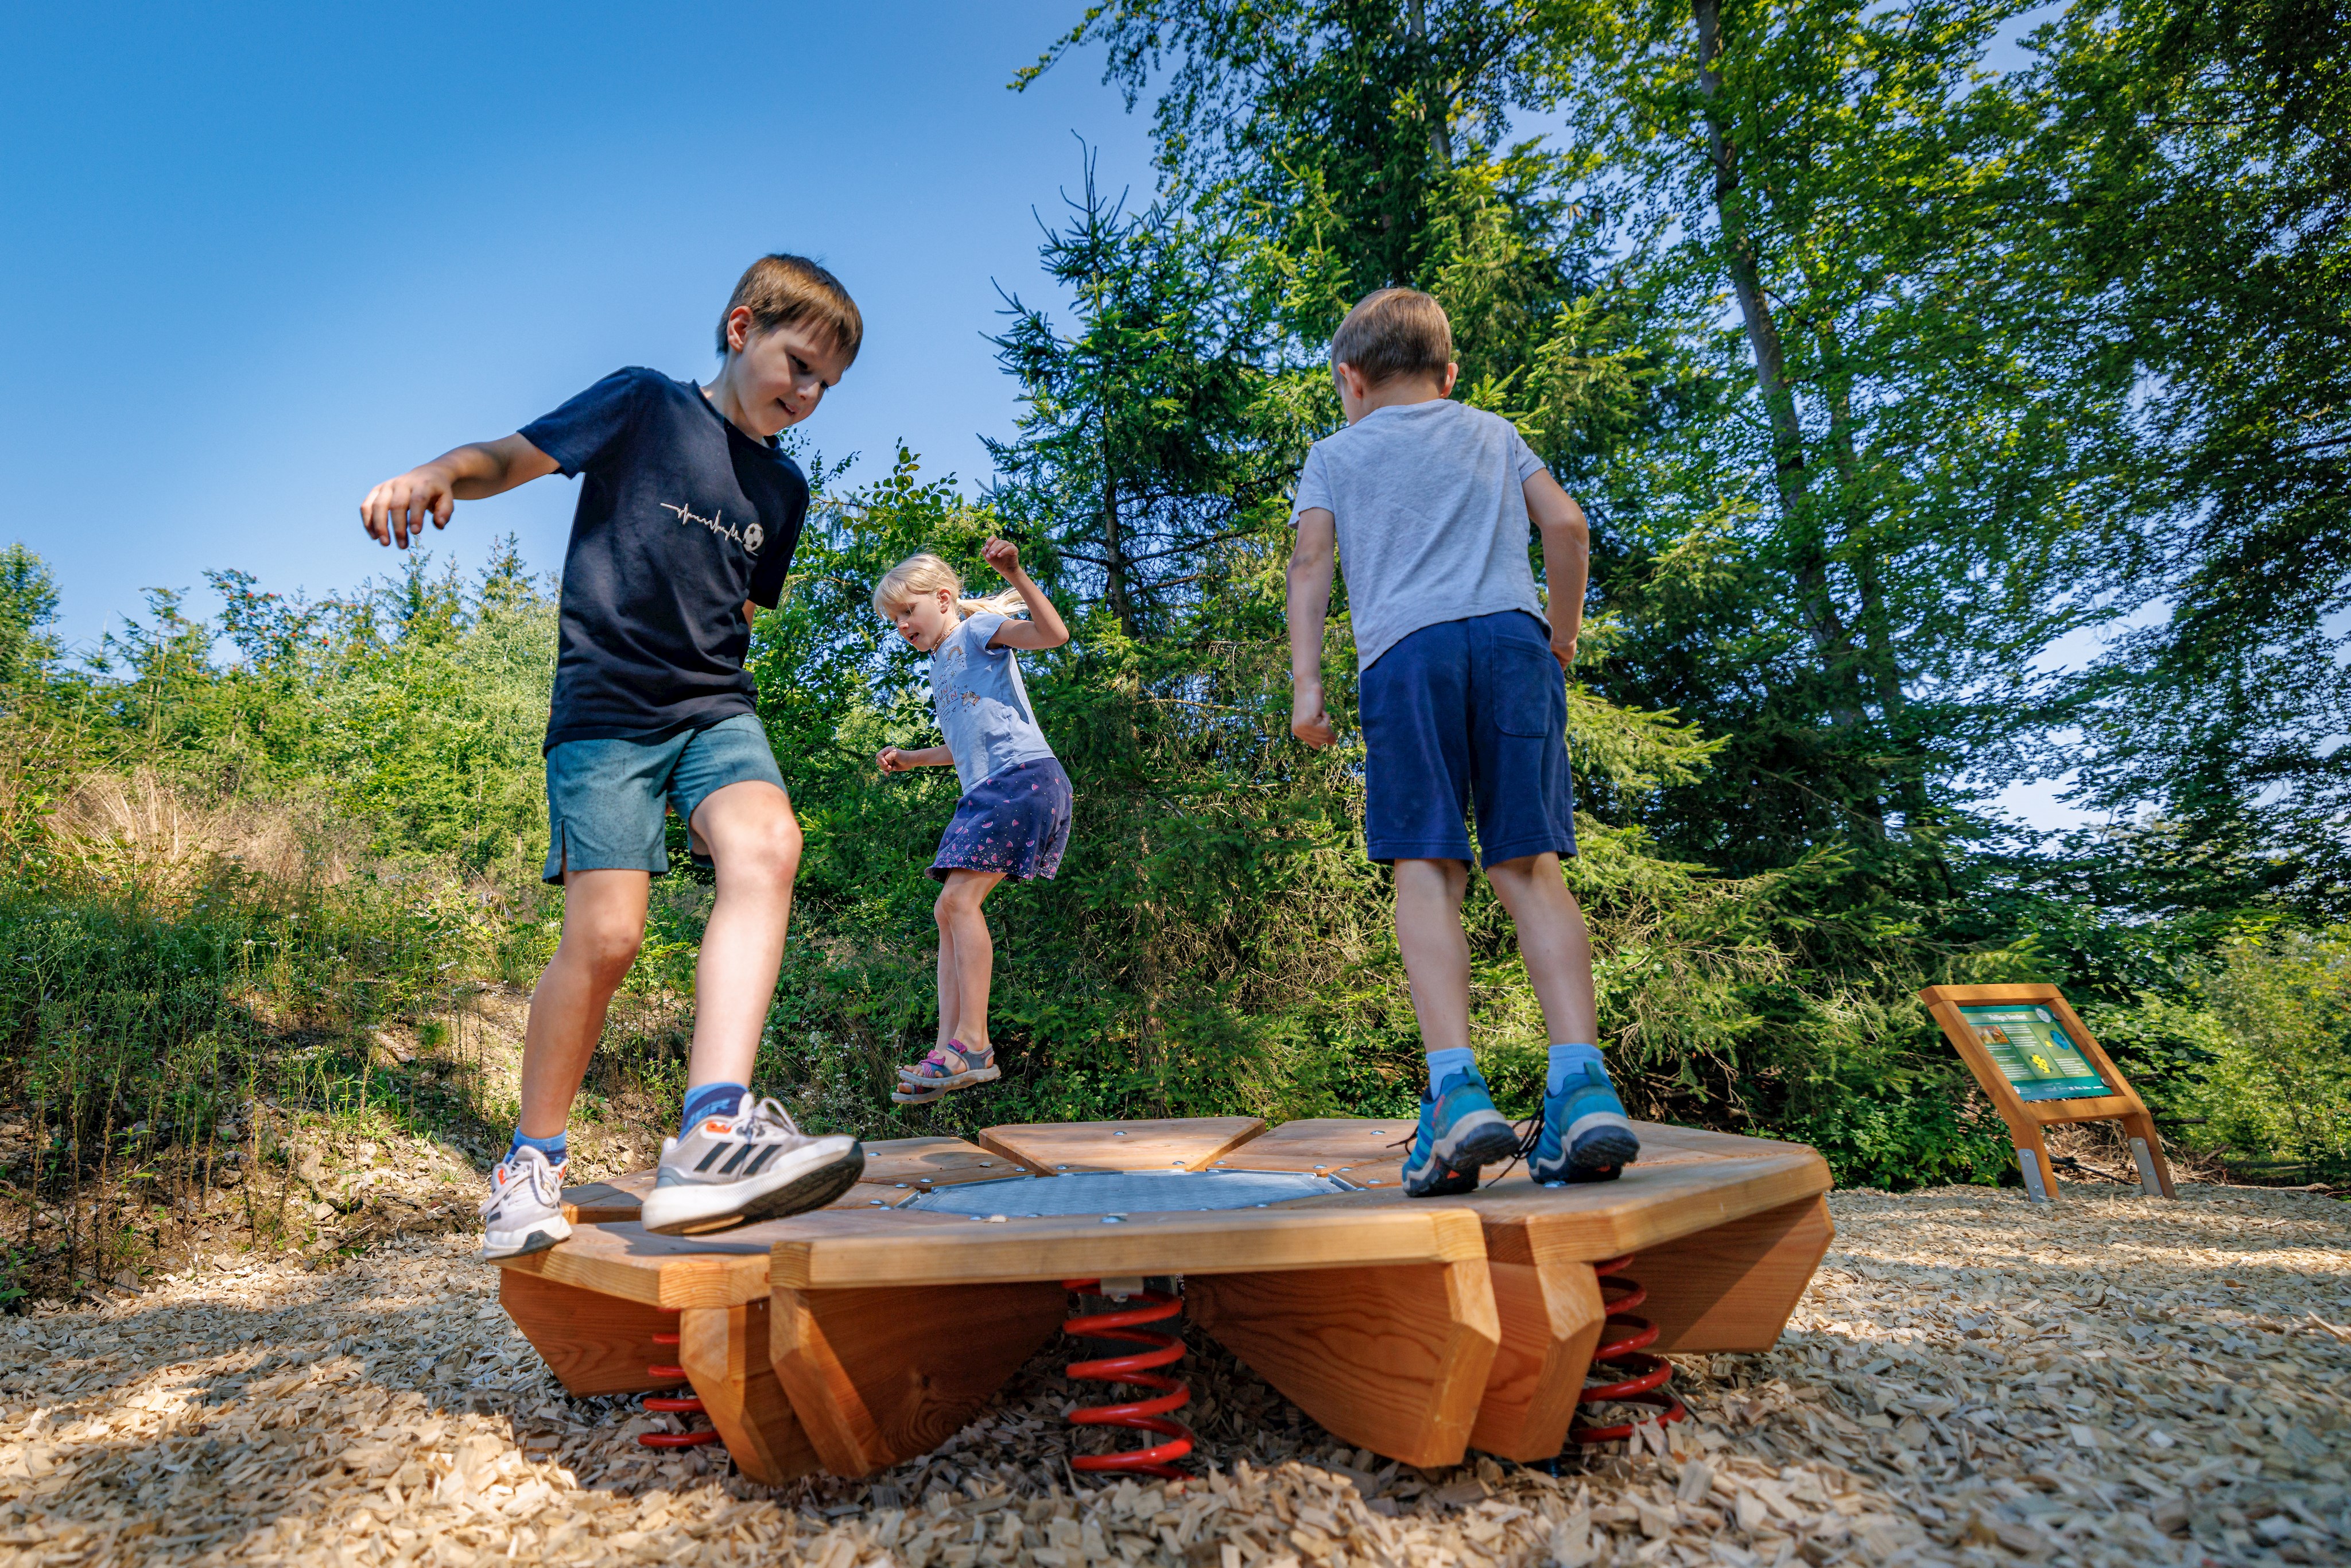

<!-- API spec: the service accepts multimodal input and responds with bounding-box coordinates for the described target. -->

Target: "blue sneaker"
[1402,1068,1522,1197]
[1527,1061,1640,1183]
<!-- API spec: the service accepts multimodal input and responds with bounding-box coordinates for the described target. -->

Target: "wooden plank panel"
[1470,1259,1607,1461]
[1188,1259,1499,1470]
[498,1271,678,1396]
[1635,1195,1834,1353]
[1211,1119,1409,1188]
[1278,1147,1832,1268]
[773,1206,1486,1290]
[495,1209,965,1307]
[560,1139,1009,1227]
[978,1117,1266,1175]
[770,1280,1066,1477]
[562,1170,655,1225]
[677,1300,823,1485]
[856,1136,1019,1188]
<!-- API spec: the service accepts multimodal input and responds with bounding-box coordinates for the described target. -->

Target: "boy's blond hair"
[872,553,1024,621]
[1329,287,1453,387]
[718,254,864,362]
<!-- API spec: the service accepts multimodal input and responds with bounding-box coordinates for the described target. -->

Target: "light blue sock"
[507,1128,567,1168]
[681,1081,748,1139]
[1547,1042,1604,1096]
[1425,1047,1477,1093]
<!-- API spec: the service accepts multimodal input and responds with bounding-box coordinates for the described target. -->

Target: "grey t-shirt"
[1291,398,1550,672]
[929,611,1058,793]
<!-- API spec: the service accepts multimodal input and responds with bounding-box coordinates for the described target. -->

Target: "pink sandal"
[891,1041,1000,1105]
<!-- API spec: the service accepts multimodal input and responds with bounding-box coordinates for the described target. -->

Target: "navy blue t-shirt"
[519,368,807,752]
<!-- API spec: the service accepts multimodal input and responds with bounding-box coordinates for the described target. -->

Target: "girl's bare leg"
[933,870,1006,1053]
[935,916,960,1051]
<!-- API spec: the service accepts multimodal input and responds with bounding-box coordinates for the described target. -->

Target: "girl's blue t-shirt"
[929,612,1058,793]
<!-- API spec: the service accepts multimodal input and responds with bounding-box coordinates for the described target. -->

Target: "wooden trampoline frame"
[495,1116,1833,1484]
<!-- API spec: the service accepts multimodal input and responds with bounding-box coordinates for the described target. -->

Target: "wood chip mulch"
[0,1181,2344,1566]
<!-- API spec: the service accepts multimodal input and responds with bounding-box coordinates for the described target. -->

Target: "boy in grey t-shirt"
[1287,287,1640,1197]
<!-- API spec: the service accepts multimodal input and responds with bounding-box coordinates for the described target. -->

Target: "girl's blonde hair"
[871,552,1025,620]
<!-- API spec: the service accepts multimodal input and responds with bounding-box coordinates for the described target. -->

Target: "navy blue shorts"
[932,758,1073,882]
[541,713,786,884]
[1359,611,1576,868]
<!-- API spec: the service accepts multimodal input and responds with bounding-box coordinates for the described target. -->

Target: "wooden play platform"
[495,1116,1832,1484]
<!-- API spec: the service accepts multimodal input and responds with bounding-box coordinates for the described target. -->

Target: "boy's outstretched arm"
[1524,471,1589,672]
[360,434,560,549]
[979,537,1070,650]
[1287,509,1338,747]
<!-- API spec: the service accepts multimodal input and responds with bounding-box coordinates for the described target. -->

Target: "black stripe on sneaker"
[695,1144,731,1173]
[743,1145,779,1176]
[719,1142,754,1175]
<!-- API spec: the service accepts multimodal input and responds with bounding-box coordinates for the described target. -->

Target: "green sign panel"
[1958,1004,2112,1102]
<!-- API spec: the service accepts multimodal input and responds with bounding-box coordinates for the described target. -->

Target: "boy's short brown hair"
[717,254,863,363]
[1329,288,1452,386]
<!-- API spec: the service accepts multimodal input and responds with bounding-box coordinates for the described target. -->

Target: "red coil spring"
[639,1318,720,1449]
[1568,1254,1689,1445]
[1060,1279,1194,1479]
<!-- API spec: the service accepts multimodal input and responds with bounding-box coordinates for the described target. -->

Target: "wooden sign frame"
[1919,983,2175,1202]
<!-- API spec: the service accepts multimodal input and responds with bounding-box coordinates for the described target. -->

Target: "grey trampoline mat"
[901,1169,1352,1217]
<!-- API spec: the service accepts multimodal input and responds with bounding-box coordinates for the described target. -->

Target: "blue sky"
[1,1,1154,653]
[2,2,2098,829]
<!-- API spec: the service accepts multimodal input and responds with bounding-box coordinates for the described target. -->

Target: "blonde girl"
[872,540,1072,1103]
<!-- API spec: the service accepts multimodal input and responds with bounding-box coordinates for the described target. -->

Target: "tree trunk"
[1100,468,1138,638]
[1692,0,1877,797]
[1406,0,1454,168]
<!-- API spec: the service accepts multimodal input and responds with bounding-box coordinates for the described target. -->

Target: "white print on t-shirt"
[659,500,759,554]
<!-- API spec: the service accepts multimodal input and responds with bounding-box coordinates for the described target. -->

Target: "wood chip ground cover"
[0,1182,2344,1566]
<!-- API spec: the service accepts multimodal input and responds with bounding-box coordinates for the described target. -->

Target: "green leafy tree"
[0,544,60,688]
[2023,1,2351,915]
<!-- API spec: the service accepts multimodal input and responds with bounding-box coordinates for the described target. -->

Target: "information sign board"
[1956,1004,2112,1102]
[1918,983,2175,1204]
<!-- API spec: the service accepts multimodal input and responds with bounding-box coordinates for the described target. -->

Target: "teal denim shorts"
[541,713,786,884]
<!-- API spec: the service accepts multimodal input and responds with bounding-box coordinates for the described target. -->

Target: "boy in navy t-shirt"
[360,254,868,1256]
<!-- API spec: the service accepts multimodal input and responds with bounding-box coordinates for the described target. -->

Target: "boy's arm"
[360,434,560,550]
[877,745,955,773]
[1524,470,1588,672]
[979,537,1070,650]
[1287,509,1338,748]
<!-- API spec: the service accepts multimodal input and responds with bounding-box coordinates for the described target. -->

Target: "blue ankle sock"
[1425,1047,1477,1092]
[1547,1042,1604,1096]
[508,1128,567,1168]
[680,1081,748,1139]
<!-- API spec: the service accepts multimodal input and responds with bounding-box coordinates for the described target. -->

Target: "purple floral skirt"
[930,758,1074,882]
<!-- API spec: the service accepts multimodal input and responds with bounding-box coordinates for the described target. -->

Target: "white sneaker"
[639,1093,865,1237]
[480,1146,572,1260]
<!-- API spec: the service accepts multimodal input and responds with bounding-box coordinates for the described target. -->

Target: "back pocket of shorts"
[1489,643,1566,738]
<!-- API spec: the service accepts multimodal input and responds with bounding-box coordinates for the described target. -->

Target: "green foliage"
[0,544,60,686]
[2179,926,2351,1181]
[2028,3,2351,913]
[2,1,2345,1253]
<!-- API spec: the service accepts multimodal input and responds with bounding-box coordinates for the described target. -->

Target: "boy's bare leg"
[1392,859,1474,1056]
[934,870,1005,1054]
[517,869,650,1140]
[685,781,802,1089]
[1482,853,1600,1045]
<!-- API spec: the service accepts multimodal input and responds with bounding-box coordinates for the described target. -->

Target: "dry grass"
[0,1179,2344,1565]
[46,770,356,904]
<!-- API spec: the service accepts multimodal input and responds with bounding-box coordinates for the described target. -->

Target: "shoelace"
[480,1150,564,1216]
[728,1096,808,1143]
